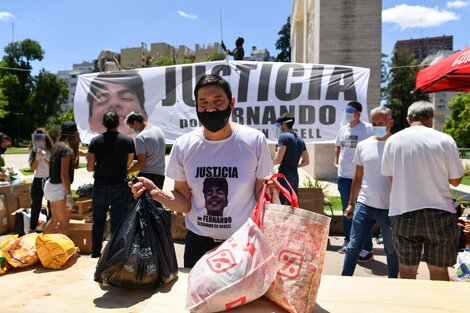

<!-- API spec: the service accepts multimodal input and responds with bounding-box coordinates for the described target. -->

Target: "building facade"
[394,35,453,64]
[290,0,382,180]
[395,37,455,131]
[120,42,149,69]
[57,61,94,109]
[244,46,274,62]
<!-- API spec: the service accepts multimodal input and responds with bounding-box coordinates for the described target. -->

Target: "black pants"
[138,172,165,207]
[184,230,223,268]
[30,177,50,230]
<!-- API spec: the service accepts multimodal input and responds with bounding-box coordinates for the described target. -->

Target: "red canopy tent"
[415,46,470,93]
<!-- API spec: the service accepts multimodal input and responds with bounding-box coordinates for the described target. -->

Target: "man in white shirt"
[341,106,398,278]
[334,101,374,260]
[129,74,272,268]
[382,101,464,281]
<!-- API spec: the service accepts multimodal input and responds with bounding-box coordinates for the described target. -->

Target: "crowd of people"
[0,74,468,281]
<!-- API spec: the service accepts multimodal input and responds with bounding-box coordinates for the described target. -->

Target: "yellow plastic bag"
[36,234,78,269]
[0,234,19,274]
[2,233,39,268]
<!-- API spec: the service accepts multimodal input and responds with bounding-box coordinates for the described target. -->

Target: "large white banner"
[74,60,370,144]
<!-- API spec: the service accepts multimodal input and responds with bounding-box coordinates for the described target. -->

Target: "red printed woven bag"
[185,194,278,312]
[254,173,331,313]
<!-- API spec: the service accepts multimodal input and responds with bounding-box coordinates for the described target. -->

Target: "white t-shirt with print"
[353,137,390,210]
[336,121,374,179]
[166,124,273,240]
[382,126,464,216]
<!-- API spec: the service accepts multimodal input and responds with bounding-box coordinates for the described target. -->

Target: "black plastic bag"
[76,183,93,198]
[94,191,178,288]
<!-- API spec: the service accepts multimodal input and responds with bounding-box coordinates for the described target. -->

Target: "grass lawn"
[325,195,342,212]
[4,147,29,154]
[462,176,470,186]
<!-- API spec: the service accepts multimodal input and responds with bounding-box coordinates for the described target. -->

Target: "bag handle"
[269,173,299,207]
[251,173,300,227]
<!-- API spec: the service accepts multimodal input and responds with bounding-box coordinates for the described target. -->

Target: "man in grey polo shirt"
[126,112,166,199]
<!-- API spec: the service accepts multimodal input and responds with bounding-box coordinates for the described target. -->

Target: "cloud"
[446,1,469,8]
[0,12,14,21]
[382,4,459,30]
[177,10,198,19]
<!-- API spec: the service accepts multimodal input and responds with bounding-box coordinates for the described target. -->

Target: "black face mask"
[197,106,232,133]
[0,147,6,155]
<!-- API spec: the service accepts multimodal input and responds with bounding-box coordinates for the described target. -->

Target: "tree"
[0,39,44,143]
[386,50,428,133]
[275,16,291,62]
[29,69,69,133]
[381,53,390,103]
[443,92,470,147]
[45,106,75,141]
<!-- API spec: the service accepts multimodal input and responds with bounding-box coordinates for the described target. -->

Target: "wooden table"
[143,270,470,313]
[2,256,469,313]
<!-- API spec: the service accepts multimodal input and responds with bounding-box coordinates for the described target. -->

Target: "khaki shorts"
[390,209,459,268]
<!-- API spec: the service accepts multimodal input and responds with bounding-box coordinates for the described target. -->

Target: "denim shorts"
[390,208,459,267]
[44,180,66,202]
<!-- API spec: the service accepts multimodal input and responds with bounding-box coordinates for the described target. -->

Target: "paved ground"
[2,153,469,280]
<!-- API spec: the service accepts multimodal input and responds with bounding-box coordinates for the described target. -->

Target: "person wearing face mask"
[334,101,375,260]
[382,101,464,281]
[0,132,12,181]
[86,111,135,258]
[272,113,309,204]
[341,106,398,278]
[129,74,273,268]
[125,111,166,196]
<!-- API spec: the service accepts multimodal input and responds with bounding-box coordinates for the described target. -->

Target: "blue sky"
[0,0,469,74]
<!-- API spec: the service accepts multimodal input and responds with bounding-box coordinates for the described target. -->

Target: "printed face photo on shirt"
[340,135,358,148]
[203,177,229,217]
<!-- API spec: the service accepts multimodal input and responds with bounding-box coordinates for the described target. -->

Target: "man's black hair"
[125,111,145,125]
[87,70,146,117]
[194,74,232,104]
[276,113,295,129]
[203,177,229,197]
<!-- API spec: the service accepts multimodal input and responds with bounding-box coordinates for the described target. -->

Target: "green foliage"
[0,39,45,142]
[201,53,226,62]
[462,176,470,186]
[443,93,470,147]
[302,175,329,195]
[381,53,391,103]
[149,54,175,67]
[275,16,291,62]
[0,83,9,119]
[45,107,75,141]
[386,50,429,133]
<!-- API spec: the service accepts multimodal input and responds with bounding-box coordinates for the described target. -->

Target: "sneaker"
[338,241,349,254]
[357,250,374,263]
[376,233,384,245]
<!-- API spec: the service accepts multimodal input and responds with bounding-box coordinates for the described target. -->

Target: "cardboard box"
[0,183,31,230]
[18,192,32,208]
[0,194,8,234]
[171,212,187,241]
[68,222,93,254]
[298,188,324,215]
[72,197,92,214]
[68,215,110,254]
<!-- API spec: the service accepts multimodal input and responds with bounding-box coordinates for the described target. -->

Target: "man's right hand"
[344,204,354,219]
[128,176,158,199]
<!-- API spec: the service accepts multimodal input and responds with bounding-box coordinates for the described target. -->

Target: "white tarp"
[74,60,370,144]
